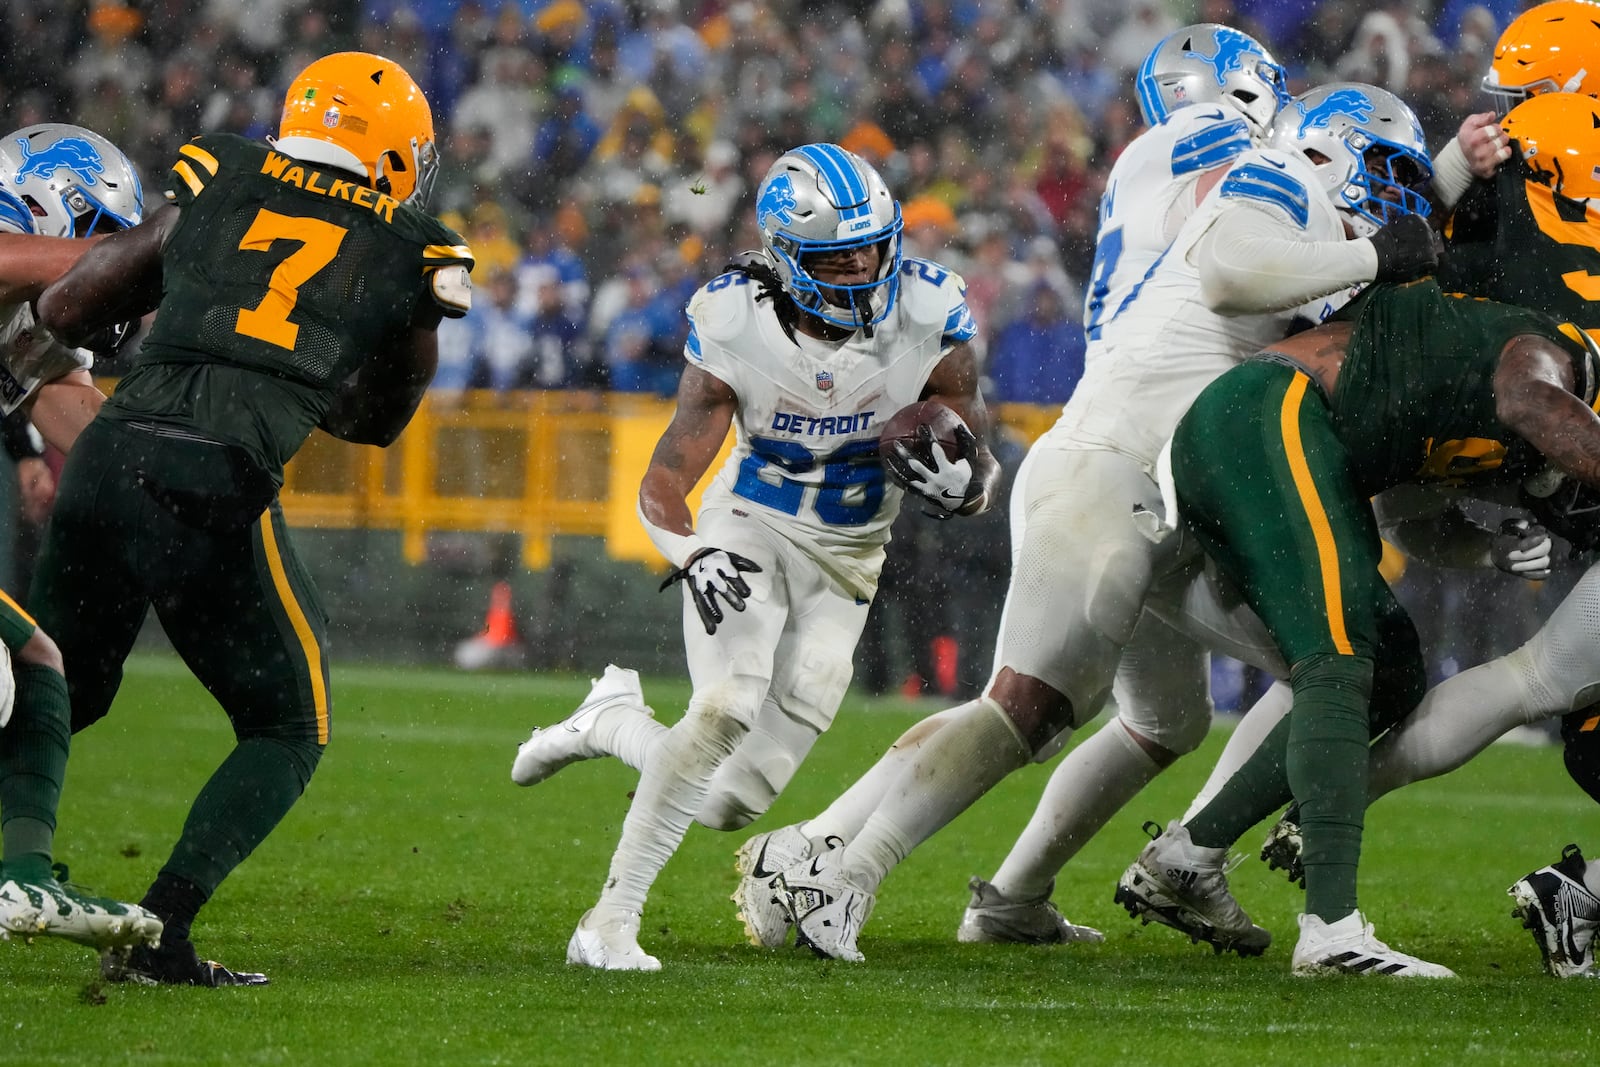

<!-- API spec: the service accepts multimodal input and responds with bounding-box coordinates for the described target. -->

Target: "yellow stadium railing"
[278,391,1062,569]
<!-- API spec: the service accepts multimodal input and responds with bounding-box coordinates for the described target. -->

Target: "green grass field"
[1,654,1595,1066]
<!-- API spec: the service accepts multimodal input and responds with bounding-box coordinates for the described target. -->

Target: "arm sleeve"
[1195,204,1378,315]
[1428,137,1478,214]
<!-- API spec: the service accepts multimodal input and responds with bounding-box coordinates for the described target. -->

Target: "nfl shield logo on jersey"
[816,371,833,392]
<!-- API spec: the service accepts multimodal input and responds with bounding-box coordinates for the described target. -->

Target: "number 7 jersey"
[685,257,976,599]
[106,133,473,473]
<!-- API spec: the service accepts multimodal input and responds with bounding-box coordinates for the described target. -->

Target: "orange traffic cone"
[481,580,519,646]
[454,581,526,670]
[931,635,958,696]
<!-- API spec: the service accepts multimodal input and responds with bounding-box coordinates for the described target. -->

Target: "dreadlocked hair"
[724,252,800,343]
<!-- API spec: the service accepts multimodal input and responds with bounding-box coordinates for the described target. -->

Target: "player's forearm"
[1197,207,1376,315]
[321,332,437,447]
[36,206,173,344]
[638,475,703,567]
[0,234,94,305]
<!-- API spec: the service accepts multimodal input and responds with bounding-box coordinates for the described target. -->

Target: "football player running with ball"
[10,52,473,985]
[510,144,999,970]
[0,124,167,953]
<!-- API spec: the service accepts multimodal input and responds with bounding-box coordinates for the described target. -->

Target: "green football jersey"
[104,133,474,478]
[1327,279,1588,496]
[1440,153,1600,332]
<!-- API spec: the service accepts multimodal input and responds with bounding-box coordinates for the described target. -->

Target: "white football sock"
[1183,682,1292,822]
[593,705,668,773]
[800,702,972,847]
[1367,650,1537,801]
[840,697,1029,895]
[989,719,1161,902]
[593,701,747,919]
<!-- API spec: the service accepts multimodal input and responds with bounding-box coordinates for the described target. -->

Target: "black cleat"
[103,936,269,987]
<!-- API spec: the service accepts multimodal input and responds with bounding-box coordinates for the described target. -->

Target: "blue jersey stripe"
[685,318,703,361]
[1219,163,1310,228]
[797,144,870,220]
[1171,119,1251,175]
[943,302,977,344]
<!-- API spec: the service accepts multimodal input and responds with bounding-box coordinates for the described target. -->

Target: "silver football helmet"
[1135,23,1290,136]
[1268,83,1433,237]
[0,124,143,238]
[754,143,903,331]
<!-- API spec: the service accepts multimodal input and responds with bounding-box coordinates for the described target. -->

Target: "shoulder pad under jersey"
[1216,147,1315,230]
[898,257,975,343]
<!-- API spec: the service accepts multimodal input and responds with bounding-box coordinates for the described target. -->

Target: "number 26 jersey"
[685,257,975,598]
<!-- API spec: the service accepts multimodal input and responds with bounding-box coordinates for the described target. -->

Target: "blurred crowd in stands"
[2,0,1531,406]
[1,0,1557,700]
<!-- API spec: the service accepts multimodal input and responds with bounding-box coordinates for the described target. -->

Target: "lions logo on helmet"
[1295,88,1377,133]
[0,124,142,239]
[1137,23,1290,136]
[754,144,903,333]
[274,51,439,208]
[1484,0,1600,113]
[1270,83,1433,237]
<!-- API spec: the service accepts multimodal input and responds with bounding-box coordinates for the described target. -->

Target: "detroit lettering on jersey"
[769,410,876,437]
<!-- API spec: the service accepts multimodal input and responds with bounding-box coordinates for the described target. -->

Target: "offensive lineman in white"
[742,71,1444,963]
[509,143,999,970]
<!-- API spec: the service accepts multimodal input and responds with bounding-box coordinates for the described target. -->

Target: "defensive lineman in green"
[1122,277,1600,976]
[11,52,473,985]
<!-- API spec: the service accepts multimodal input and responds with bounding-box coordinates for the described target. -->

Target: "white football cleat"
[566,908,661,972]
[1114,820,1271,956]
[0,877,163,951]
[1508,843,1600,978]
[732,824,815,948]
[956,876,1104,945]
[775,850,873,963]
[1291,911,1454,977]
[512,665,652,786]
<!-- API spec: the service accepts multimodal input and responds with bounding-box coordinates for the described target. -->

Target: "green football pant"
[26,418,328,902]
[1173,361,1426,920]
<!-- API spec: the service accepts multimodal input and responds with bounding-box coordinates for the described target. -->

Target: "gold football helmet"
[1501,92,1600,199]
[277,51,438,207]
[1484,0,1600,112]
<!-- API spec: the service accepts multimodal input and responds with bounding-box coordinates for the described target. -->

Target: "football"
[878,399,967,480]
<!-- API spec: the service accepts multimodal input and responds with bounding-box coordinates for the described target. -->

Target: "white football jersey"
[687,257,975,598]
[0,299,90,415]
[1081,104,1254,362]
[1047,144,1351,466]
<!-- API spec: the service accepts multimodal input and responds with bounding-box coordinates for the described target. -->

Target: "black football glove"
[1367,213,1439,284]
[1490,517,1554,580]
[659,547,762,635]
[885,424,980,518]
[79,317,142,360]
[1520,474,1600,555]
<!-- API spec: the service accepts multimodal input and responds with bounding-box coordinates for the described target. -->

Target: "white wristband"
[637,499,707,569]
